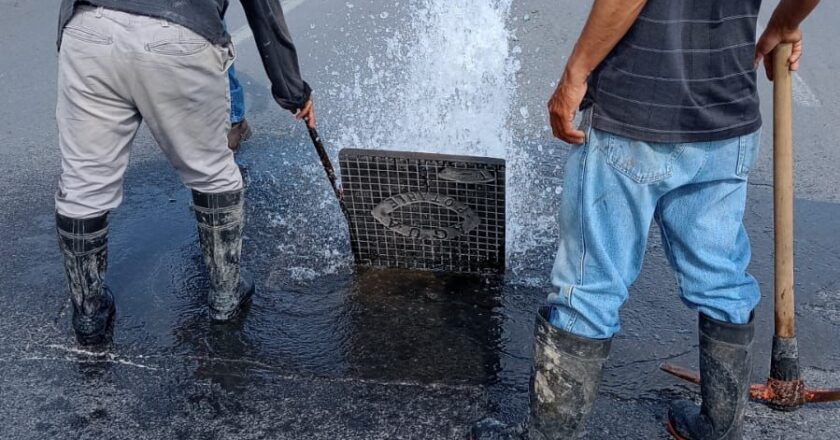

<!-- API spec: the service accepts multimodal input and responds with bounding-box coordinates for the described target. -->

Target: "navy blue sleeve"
[240,0,312,112]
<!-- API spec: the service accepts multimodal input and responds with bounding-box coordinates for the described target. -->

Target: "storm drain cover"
[339,149,505,273]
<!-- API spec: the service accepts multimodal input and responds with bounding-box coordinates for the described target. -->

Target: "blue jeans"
[224,21,245,124]
[547,124,762,339]
[228,63,245,124]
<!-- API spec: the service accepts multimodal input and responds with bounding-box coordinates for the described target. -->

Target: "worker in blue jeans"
[471,0,820,439]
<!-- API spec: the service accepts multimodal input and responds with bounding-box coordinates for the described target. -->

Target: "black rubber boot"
[667,313,755,440]
[192,189,255,322]
[56,212,116,346]
[470,307,612,440]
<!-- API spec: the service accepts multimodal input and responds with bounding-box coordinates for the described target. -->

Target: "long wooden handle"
[773,43,795,339]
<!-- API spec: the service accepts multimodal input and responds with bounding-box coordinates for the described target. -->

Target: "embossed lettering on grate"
[339,149,505,273]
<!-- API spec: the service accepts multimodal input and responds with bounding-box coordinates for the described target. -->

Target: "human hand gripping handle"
[296,99,316,129]
[754,0,820,81]
[755,22,802,82]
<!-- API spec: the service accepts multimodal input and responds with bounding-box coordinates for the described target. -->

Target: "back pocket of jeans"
[604,134,685,184]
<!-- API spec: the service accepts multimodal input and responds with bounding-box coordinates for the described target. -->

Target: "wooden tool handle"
[773,43,795,339]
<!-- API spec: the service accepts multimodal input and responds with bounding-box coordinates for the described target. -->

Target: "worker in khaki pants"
[55,1,315,346]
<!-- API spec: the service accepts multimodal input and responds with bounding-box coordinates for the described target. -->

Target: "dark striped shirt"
[583,0,763,143]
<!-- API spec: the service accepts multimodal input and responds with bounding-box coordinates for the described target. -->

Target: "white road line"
[231,0,309,45]
[756,21,820,108]
[792,71,821,107]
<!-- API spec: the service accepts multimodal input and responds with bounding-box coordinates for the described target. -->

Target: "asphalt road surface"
[0,0,838,439]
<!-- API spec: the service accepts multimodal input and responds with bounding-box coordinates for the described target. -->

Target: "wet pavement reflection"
[91,160,535,397]
[344,269,504,384]
[2,131,838,438]
[3,0,839,436]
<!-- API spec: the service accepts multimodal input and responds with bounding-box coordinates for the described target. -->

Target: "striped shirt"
[583,0,763,143]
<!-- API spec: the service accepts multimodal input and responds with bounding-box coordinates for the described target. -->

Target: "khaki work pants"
[56,6,242,218]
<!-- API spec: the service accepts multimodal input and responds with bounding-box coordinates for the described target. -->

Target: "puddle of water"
[239,162,540,387]
[230,0,545,401]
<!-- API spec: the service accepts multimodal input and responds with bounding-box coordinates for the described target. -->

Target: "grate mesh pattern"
[339,149,506,273]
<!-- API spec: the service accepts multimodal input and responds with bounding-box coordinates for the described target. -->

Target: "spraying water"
[323,0,558,276]
[333,0,519,158]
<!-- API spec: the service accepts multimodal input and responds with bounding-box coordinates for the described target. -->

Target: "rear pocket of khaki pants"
[146,39,210,56]
[146,26,210,56]
[63,24,113,45]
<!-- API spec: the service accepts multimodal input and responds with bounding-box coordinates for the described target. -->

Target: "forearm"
[564,0,647,83]
[768,0,820,30]
[240,0,312,112]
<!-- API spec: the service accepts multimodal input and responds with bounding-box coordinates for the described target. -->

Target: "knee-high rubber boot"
[192,189,254,321]
[667,313,755,440]
[470,307,612,440]
[56,212,116,346]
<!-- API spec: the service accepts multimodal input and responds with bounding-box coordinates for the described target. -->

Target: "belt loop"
[95,6,104,18]
[161,18,170,28]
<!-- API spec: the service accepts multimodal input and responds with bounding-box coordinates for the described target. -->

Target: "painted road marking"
[792,70,821,107]
[231,0,309,45]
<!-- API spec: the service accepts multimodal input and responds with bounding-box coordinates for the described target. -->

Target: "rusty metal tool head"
[660,44,840,414]
[661,348,840,411]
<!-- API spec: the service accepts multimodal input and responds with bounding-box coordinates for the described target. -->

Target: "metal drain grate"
[339,149,506,273]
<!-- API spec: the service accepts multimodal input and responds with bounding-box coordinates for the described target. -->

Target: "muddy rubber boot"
[56,213,116,346]
[667,313,755,440]
[469,307,612,440]
[193,189,255,322]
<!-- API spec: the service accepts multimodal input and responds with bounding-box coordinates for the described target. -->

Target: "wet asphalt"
[1,0,838,439]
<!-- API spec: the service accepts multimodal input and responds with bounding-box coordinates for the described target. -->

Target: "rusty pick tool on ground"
[660,44,840,412]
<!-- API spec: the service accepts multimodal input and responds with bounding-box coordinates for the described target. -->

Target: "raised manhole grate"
[339,149,506,273]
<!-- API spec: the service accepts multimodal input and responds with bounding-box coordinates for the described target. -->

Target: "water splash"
[321,0,561,278]
[333,0,518,158]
